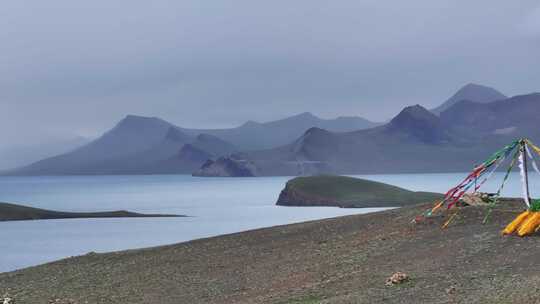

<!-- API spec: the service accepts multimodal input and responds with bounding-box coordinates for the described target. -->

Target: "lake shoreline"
[0,173,532,273]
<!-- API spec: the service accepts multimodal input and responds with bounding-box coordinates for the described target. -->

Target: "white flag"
[518,149,531,207]
[525,144,540,176]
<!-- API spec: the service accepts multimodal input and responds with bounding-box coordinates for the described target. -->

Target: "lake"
[0,172,537,272]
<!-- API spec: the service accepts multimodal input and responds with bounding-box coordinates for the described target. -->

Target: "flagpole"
[474,164,477,191]
[522,139,531,202]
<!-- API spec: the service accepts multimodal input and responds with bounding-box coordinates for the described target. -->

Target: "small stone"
[2,293,14,304]
[385,272,409,286]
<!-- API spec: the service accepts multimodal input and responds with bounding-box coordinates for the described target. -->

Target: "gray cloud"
[1,0,540,150]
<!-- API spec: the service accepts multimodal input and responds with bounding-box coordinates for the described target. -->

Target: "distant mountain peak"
[391,105,438,125]
[113,115,169,132]
[303,127,331,137]
[121,114,161,123]
[296,112,317,118]
[462,82,490,89]
[456,83,506,98]
[282,112,320,122]
[124,114,146,120]
[388,105,448,143]
[432,83,506,114]
[291,127,338,159]
[240,120,261,128]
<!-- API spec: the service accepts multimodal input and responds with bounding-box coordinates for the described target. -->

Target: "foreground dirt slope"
[2,202,540,303]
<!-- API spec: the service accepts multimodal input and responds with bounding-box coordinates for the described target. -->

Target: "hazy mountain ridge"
[9,116,221,175]
[180,112,380,150]
[198,92,540,176]
[7,112,376,175]
[441,93,540,140]
[8,84,539,176]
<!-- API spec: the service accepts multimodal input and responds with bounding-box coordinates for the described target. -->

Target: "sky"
[2,0,540,151]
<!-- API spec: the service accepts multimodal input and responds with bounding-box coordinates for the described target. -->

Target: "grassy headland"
[277,175,443,208]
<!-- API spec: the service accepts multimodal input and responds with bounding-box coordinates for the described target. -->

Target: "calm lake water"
[0,172,537,273]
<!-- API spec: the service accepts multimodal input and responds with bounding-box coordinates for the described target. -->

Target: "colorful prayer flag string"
[418,138,540,234]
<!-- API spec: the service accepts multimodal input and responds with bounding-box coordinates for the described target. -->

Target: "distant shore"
[0,202,184,222]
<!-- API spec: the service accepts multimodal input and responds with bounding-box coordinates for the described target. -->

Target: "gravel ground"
[2,200,540,303]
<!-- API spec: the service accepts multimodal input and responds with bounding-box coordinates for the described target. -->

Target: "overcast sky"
[2,0,540,149]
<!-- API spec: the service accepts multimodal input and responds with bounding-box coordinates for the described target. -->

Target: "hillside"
[0,202,183,221]
[1,201,536,303]
[440,93,540,142]
[277,175,442,208]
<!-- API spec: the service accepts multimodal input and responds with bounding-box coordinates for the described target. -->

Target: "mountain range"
[179,112,380,150]
[8,112,378,175]
[197,91,540,176]
[8,82,536,176]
